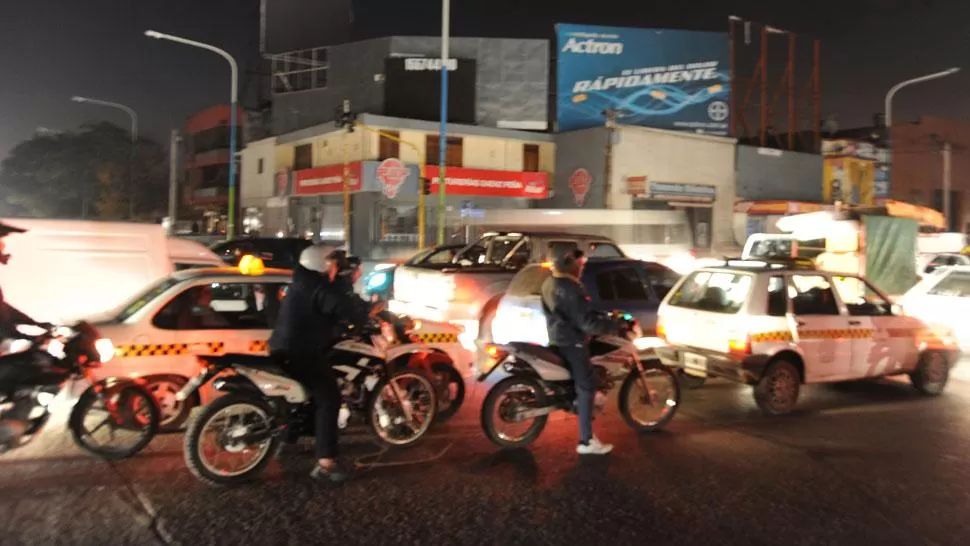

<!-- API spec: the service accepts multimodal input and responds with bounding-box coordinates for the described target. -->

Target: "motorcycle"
[385,320,466,422]
[476,313,680,449]
[179,316,438,486]
[0,322,160,459]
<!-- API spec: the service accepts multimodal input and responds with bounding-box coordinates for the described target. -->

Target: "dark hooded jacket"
[540,269,619,348]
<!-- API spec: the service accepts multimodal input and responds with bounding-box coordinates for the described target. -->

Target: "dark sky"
[2,0,968,160]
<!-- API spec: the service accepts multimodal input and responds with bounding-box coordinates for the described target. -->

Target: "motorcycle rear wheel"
[184,394,280,487]
[69,383,159,460]
[481,375,548,449]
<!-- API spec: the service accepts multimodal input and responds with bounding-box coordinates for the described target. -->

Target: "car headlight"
[95,338,115,363]
[366,271,390,291]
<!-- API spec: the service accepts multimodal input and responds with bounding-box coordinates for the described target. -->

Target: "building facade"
[183,105,243,233]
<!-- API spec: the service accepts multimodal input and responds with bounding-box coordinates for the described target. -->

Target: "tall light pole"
[70,96,138,219]
[884,67,960,129]
[145,30,239,239]
[437,0,450,245]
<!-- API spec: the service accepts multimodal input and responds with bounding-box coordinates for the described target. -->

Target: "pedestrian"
[540,249,622,455]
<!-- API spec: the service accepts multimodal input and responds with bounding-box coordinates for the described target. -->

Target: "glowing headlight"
[367,272,390,290]
[95,338,115,363]
[633,337,666,351]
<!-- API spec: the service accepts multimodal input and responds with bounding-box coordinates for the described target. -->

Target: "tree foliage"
[0,122,169,220]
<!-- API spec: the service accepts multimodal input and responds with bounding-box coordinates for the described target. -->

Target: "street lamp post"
[70,96,138,219]
[437,0,450,245]
[145,30,239,239]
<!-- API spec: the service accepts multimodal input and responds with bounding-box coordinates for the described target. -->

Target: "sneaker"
[576,436,613,455]
[310,463,351,483]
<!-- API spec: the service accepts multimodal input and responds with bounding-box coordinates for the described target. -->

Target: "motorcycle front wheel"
[618,360,680,433]
[69,383,159,460]
[184,394,280,487]
[368,371,438,447]
[480,375,548,449]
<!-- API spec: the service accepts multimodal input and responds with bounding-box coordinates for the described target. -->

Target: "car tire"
[753,359,801,416]
[910,351,950,396]
[145,375,196,432]
[677,370,707,389]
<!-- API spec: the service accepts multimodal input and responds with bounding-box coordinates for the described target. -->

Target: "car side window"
[766,276,788,317]
[425,248,457,264]
[547,241,579,261]
[588,242,624,258]
[642,265,680,300]
[832,275,892,316]
[790,275,840,316]
[152,282,279,330]
[596,267,649,301]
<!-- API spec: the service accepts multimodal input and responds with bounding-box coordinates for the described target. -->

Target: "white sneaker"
[576,436,613,455]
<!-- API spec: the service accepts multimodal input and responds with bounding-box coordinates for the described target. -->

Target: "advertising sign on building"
[425,166,549,199]
[647,182,716,201]
[568,168,593,206]
[375,158,411,198]
[625,175,647,196]
[293,163,362,195]
[555,24,730,134]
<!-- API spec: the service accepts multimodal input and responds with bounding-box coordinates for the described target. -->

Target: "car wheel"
[910,351,950,396]
[754,360,800,416]
[145,376,196,432]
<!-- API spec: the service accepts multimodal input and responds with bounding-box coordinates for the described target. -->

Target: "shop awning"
[734,200,832,215]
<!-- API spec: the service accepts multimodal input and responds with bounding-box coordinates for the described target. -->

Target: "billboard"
[383,58,477,124]
[555,24,730,135]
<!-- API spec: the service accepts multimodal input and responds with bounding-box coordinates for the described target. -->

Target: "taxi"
[91,256,469,430]
[655,258,960,415]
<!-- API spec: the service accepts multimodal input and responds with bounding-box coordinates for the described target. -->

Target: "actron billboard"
[555,24,730,135]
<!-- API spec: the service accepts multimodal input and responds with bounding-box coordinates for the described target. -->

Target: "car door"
[788,273,854,382]
[587,264,656,331]
[832,274,910,378]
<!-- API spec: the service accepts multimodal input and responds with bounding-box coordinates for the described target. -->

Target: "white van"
[0,219,223,322]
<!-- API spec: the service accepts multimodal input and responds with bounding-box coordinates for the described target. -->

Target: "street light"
[71,96,138,219]
[144,29,239,239]
[437,0,450,245]
[884,67,960,129]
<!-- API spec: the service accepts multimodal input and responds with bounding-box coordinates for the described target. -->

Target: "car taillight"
[482,343,508,372]
[655,317,666,340]
[728,335,751,357]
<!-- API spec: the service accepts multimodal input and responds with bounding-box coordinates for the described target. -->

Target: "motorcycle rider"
[268,244,371,482]
[0,222,46,341]
[540,249,622,455]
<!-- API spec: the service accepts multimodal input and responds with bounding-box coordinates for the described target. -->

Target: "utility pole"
[437,0,451,245]
[167,129,181,234]
[603,108,618,208]
[335,99,357,250]
[943,141,952,231]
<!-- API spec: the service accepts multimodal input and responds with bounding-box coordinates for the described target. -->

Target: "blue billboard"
[555,24,730,135]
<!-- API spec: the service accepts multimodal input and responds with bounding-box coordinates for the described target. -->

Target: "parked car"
[655,258,960,415]
[210,237,314,269]
[363,243,470,300]
[898,265,970,352]
[488,258,680,350]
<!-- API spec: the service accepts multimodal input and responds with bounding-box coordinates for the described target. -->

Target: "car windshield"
[110,277,182,323]
[484,235,526,264]
[667,270,753,314]
[927,270,970,297]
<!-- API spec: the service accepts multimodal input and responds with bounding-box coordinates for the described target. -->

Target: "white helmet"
[299,244,339,273]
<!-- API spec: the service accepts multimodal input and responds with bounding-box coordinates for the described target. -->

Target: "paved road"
[4,369,970,545]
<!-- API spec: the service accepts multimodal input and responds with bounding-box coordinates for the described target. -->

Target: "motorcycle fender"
[213,375,262,396]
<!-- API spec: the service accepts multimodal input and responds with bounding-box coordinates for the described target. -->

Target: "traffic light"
[333,100,357,132]
[420,178,432,195]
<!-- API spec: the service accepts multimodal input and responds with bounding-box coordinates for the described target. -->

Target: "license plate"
[175,375,205,401]
[683,353,708,377]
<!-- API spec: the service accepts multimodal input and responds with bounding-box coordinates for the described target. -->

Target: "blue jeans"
[556,344,594,444]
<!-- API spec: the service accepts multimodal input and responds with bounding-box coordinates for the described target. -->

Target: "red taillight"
[655,317,666,341]
[728,335,751,357]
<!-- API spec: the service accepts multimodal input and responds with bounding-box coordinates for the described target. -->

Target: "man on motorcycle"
[268,244,371,482]
[541,250,622,455]
[0,222,46,340]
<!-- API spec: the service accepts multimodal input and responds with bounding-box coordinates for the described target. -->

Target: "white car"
[898,265,970,352]
[91,263,468,430]
[655,259,960,415]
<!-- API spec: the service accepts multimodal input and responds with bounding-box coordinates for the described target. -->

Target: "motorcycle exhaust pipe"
[514,405,558,420]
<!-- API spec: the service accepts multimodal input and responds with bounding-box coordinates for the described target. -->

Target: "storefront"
[275,159,550,259]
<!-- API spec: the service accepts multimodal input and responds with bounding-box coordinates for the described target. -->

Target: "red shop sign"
[293,163,363,196]
[424,166,549,199]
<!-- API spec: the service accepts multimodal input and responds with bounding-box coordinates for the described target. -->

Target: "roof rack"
[709,256,818,270]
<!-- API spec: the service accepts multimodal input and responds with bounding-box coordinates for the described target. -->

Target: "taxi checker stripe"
[115,342,226,358]
[412,332,460,343]
[751,327,924,344]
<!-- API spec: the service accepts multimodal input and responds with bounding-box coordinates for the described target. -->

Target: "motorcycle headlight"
[367,271,390,291]
[95,338,115,363]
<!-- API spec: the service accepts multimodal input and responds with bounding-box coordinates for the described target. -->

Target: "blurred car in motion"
[918,253,970,276]
[656,258,960,415]
[363,243,470,301]
[898,265,970,352]
[210,237,313,269]
[487,258,679,350]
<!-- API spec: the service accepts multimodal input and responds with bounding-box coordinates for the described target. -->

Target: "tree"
[0,123,169,221]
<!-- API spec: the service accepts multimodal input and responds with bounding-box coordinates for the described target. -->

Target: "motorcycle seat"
[508,342,566,368]
[202,353,288,377]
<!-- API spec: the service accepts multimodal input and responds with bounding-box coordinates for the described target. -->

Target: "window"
[766,276,788,317]
[596,267,649,301]
[790,275,840,316]
[426,135,463,167]
[547,241,579,261]
[111,277,181,323]
[272,46,329,94]
[377,204,418,243]
[152,282,286,330]
[378,131,400,160]
[294,144,312,170]
[507,265,553,297]
[668,271,753,314]
[523,144,540,172]
[257,158,264,174]
[588,242,624,258]
[642,265,680,300]
[832,275,892,316]
[927,270,970,297]
[424,248,458,264]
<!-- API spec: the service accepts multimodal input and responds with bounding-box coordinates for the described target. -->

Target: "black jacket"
[0,286,37,339]
[268,266,371,359]
[540,274,619,347]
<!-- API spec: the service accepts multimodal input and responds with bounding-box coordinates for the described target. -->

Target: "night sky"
[2,0,968,160]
